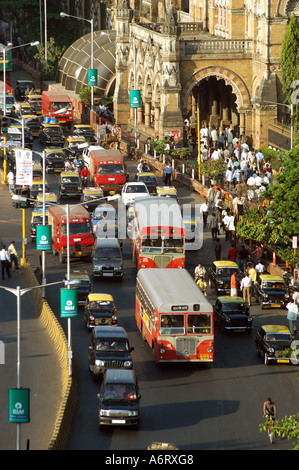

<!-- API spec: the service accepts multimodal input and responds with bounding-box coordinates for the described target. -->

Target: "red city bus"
[135,269,214,363]
[131,197,185,270]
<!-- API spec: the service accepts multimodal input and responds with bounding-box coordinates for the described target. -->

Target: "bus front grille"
[176,337,197,357]
[154,255,172,268]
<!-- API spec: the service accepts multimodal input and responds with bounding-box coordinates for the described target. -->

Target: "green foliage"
[34,37,66,80]
[280,13,299,132]
[201,159,226,182]
[260,413,299,450]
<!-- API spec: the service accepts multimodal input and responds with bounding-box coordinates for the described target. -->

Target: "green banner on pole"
[130,90,141,108]
[88,69,98,86]
[9,388,30,423]
[36,225,51,250]
[60,288,78,318]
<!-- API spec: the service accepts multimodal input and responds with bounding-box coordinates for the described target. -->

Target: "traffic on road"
[0,70,298,452]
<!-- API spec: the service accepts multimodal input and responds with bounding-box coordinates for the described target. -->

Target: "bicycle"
[265,415,275,444]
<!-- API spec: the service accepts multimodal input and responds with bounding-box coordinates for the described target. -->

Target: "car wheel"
[208,278,212,288]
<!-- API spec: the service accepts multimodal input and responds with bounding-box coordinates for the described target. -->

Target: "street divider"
[23,262,76,450]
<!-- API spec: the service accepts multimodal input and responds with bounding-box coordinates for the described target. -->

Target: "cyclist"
[263,397,277,419]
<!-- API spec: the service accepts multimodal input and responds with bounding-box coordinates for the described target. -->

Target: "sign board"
[36,225,51,250]
[88,69,98,86]
[293,236,298,249]
[130,90,141,108]
[9,388,30,423]
[15,149,33,186]
[60,288,78,318]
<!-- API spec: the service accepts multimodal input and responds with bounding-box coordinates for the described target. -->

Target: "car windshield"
[160,314,185,335]
[187,314,212,334]
[88,300,114,313]
[103,384,137,402]
[32,215,48,224]
[94,247,120,259]
[138,175,156,183]
[93,210,117,220]
[265,333,291,341]
[7,133,22,142]
[61,222,92,235]
[222,302,248,312]
[95,339,129,351]
[0,96,15,105]
[262,281,286,290]
[216,267,239,275]
[61,176,79,184]
[45,126,61,133]
[97,164,124,175]
[125,184,147,193]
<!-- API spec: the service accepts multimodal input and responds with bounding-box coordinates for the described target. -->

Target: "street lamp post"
[251,97,294,150]
[60,12,94,108]
[0,279,66,450]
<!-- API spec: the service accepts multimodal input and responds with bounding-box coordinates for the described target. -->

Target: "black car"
[134,172,157,194]
[14,80,36,101]
[88,326,133,380]
[39,123,65,146]
[73,124,98,143]
[67,270,92,307]
[208,261,242,295]
[255,325,294,365]
[44,148,66,173]
[255,274,289,309]
[84,293,118,330]
[213,296,253,333]
[58,171,83,199]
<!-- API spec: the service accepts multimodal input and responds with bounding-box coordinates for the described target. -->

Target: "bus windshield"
[187,314,212,334]
[160,314,185,335]
[141,236,184,254]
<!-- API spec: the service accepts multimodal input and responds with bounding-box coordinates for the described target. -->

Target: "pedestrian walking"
[286,299,298,336]
[228,244,237,262]
[209,213,218,241]
[230,271,238,297]
[0,245,11,280]
[200,199,209,228]
[7,169,14,193]
[240,272,252,306]
[8,241,19,270]
[214,238,222,261]
[238,245,250,274]
[164,163,173,185]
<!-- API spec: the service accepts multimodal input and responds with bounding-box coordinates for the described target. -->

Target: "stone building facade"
[59,0,298,150]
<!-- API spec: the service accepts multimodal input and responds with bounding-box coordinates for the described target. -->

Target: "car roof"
[94,326,127,338]
[213,261,239,267]
[218,296,245,303]
[94,237,120,248]
[87,293,114,301]
[104,369,136,385]
[60,171,80,177]
[262,325,291,334]
[260,274,284,281]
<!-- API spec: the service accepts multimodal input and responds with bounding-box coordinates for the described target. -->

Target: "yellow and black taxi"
[32,163,43,181]
[34,192,58,210]
[67,270,92,307]
[27,93,42,115]
[58,171,82,199]
[65,135,87,160]
[255,325,295,365]
[39,122,65,146]
[256,274,290,309]
[23,115,41,137]
[12,101,32,117]
[208,260,242,295]
[84,293,118,330]
[213,296,253,333]
[29,179,50,206]
[80,187,104,212]
[73,124,97,143]
[30,208,48,241]
[44,147,66,173]
[156,185,178,202]
[134,172,157,194]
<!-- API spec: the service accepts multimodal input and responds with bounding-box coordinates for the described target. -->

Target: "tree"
[237,143,299,267]
[34,37,66,80]
[280,13,299,132]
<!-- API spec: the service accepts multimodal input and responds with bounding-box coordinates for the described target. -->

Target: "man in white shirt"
[240,272,252,305]
[0,245,11,280]
[200,199,209,228]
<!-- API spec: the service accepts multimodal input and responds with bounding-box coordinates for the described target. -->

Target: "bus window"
[160,314,185,335]
[163,237,184,254]
[187,314,211,334]
[141,236,162,254]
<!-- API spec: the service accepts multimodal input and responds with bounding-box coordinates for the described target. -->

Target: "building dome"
[57,30,116,97]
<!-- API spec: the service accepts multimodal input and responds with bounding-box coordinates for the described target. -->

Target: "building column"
[144,100,151,127]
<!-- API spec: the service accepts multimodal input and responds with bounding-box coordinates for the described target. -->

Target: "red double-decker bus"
[131,197,185,270]
[135,269,214,363]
